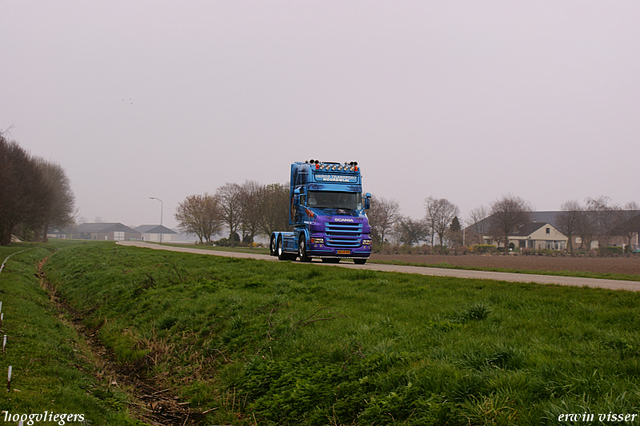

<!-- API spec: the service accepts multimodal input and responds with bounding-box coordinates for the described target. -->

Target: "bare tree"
[238,180,263,246]
[367,196,400,246]
[216,183,243,246]
[586,196,620,248]
[423,197,440,247]
[258,183,291,237]
[556,200,582,255]
[174,193,222,243]
[393,216,427,246]
[612,202,640,256]
[489,194,533,255]
[466,205,490,246]
[33,158,76,242]
[434,199,459,247]
[424,197,459,247]
[575,209,596,251]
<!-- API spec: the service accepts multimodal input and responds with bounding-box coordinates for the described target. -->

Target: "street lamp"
[149,197,163,243]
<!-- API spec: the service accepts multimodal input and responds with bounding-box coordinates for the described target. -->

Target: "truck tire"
[270,235,277,256]
[277,237,286,260]
[298,235,311,262]
[354,259,367,265]
[277,237,296,261]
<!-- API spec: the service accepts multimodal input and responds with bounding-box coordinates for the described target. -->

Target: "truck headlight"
[311,238,324,244]
[362,239,372,245]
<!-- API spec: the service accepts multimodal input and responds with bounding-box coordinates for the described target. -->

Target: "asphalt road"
[117,241,640,292]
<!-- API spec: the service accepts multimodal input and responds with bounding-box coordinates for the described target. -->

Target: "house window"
[114,231,125,241]
[546,228,550,234]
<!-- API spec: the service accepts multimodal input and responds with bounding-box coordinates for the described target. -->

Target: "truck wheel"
[277,237,286,260]
[298,236,311,262]
[270,235,277,256]
[354,259,367,265]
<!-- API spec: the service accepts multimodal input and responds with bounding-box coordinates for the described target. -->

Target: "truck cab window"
[309,191,360,210]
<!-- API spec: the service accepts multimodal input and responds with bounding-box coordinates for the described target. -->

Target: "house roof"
[134,225,177,234]
[510,222,549,237]
[528,211,561,226]
[77,223,141,234]
[469,214,556,233]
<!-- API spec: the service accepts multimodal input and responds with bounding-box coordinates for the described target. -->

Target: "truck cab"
[270,160,372,264]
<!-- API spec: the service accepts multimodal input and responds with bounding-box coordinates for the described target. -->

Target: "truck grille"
[324,222,363,247]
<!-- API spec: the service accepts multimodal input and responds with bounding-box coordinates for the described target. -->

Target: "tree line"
[555,197,639,255]
[367,196,463,249]
[0,134,76,246]
[177,184,467,249]
[177,184,639,254]
[367,193,639,255]
[175,182,292,246]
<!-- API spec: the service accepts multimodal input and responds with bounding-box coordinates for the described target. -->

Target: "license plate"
[337,250,350,255]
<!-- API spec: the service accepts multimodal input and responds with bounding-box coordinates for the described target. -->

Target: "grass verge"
[40,241,640,425]
[0,241,144,425]
[370,259,640,282]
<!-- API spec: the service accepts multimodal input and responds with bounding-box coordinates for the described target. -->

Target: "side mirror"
[364,193,371,210]
[293,188,301,206]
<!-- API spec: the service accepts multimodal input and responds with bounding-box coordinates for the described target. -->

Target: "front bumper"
[307,243,371,259]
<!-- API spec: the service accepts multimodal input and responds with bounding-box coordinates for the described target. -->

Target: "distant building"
[76,223,141,241]
[468,210,640,251]
[46,226,72,239]
[483,222,567,250]
[134,225,177,242]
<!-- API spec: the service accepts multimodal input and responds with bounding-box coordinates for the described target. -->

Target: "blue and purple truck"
[270,160,372,264]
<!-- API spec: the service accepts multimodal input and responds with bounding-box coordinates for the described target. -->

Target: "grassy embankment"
[39,241,640,425]
[0,241,143,424]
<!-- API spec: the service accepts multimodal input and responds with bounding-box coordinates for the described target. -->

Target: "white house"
[483,222,567,250]
[135,225,177,243]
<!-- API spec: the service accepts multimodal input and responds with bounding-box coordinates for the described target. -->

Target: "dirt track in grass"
[370,253,640,275]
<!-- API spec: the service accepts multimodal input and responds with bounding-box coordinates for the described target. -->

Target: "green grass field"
[0,242,144,425]
[372,259,640,282]
[3,241,640,425]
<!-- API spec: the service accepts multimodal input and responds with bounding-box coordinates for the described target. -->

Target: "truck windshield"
[307,191,361,210]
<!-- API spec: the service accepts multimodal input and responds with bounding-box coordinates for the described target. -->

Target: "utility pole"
[149,197,163,243]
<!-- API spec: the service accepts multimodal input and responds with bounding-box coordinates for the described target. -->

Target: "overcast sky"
[2,1,639,229]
